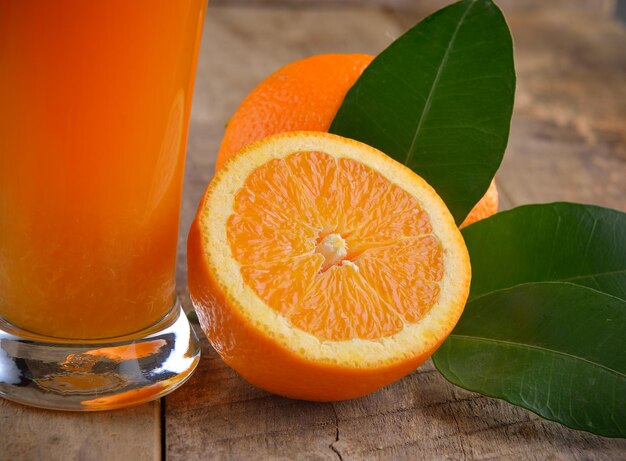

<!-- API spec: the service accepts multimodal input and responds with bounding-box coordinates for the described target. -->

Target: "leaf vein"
[449,334,626,378]
[404,0,477,165]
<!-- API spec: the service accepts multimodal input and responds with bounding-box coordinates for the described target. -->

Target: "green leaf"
[330,0,515,224]
[433,283,626,438]
[463,203,626,301]
[433,203,626,437]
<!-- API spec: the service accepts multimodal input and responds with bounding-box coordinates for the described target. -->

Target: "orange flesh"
[227,151,443,341]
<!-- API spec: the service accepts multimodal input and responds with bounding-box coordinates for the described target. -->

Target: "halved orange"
[188,132,471,401]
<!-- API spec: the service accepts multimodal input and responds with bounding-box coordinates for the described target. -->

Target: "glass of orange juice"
[0,0,207,410]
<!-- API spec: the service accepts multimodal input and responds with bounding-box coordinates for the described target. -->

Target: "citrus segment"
[284,151,342,230]
[226,213,315,266]
[188,131,471,401]
[357,237,442,324]
[240,255,321,315]
[289,264,406,341]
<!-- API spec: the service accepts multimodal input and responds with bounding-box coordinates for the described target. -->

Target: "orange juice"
[0,0,207,339]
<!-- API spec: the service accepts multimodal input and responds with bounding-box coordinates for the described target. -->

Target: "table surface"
[2,1,626,460]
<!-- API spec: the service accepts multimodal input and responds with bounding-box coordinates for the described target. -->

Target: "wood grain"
[0,398,160,461]
[166,3,626,460]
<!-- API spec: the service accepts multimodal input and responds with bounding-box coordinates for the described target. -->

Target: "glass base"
[0,301,200,411]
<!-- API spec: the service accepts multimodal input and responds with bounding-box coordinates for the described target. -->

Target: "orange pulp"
[228,151,443,341]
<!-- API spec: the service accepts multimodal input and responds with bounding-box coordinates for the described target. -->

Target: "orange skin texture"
[188,221,443,401]
[461,180,499,228]
[216,53,374,169]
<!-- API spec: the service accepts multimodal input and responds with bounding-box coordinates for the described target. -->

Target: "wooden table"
[2,1,625,459]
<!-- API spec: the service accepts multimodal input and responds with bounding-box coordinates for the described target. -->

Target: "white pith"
[315,233,348,271]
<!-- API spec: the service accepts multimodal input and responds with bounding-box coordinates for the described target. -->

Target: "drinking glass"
[0,0,207,410]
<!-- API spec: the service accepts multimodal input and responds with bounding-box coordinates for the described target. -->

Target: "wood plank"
[168,3,626,460]
[331,361,626,460]
[0,398,160,461]
[166,336,338,460]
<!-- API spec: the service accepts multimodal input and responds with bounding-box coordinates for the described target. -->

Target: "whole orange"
[216,53,374,169]
[216,53,498,224]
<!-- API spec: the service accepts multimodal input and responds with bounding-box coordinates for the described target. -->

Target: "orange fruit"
[461,180,499,228]
[216,53,374,169]
[215,53,498,227]
[188,132,471,401]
